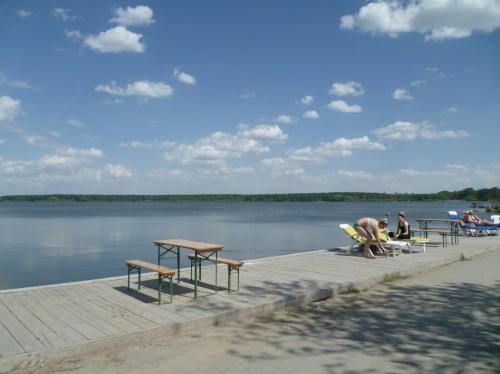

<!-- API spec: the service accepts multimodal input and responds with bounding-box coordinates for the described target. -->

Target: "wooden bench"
[188,255,244,292]
[125,260,176,304]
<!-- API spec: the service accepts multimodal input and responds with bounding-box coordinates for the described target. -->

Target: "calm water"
[0,201,469,290]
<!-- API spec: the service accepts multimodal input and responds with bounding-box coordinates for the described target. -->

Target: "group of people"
[353,212,410,259]
[462,210,500,227]
[352,210,498,259]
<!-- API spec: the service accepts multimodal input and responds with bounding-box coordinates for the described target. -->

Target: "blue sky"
[1,0,499,194]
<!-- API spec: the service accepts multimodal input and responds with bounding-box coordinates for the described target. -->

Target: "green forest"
[1,187,499,203]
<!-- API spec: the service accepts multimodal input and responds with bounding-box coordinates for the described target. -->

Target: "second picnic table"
[416,218,460,245]
[153,239,223,298]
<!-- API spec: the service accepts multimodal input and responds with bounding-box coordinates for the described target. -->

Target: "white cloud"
[65,29,82,39]
[164,129,271,166]
[51,8,80,21]
[84,26,145,53]
[443,106,458,114]
[49,131,62,138]
[0,96,22,122]
[393,88,413,101]
[95,80,173,98]
[289,136,386,162]
[0,147,104,175]
[410,80,427,87]
[340,0,500,41]
[219,166,255,174]
[301,95,314,105]
[103,99,124,105]
[0,73,32,90]
[303,110,319,119]
[104,164,133,178]
[274,114,297,124]
[238,124,288,143]
[329,81,365,96]
[0,139,6,145]
[120,140,176,149]
[65,118,85,128]
[241,91,256,99]
[260,157,306,178]
[58,147,104,158]
[374,121,470,141]
[327,100,362,113]
[173,68,196,85]
[110,5,155,27]
[17,9,32,18]
[331,170,373,179]
[0,148,140,187]
[23,135,46,146]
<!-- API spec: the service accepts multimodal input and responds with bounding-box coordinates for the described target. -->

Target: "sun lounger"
[449,210,497,236]
[339,224,410,257]
[379,229,427,253]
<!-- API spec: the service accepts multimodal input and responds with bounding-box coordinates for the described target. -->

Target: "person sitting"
[463,210,500,227]
[353,217,389,259]
[392,212,410,240]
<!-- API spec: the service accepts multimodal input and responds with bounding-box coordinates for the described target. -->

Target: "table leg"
[215,251,218,293]
[177,246,180,283]
[194,253,198,298]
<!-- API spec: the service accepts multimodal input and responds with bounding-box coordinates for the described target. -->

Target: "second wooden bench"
[125,260,175,304]
[188,255,244,292]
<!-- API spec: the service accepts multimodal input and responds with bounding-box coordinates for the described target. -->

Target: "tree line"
[1,187,499,203]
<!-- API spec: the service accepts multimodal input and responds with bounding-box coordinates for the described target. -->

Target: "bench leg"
[158,274,162,305]
[138,268,141,290]
[199,260,202,281]
[127,266,131,291]
[190,259,193,281]
[169,276,173,304]
[215,251,218,293]
[227,266,231,293]
[237,267,240,292]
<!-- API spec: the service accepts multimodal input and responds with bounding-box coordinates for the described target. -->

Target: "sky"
[1,0,499,195]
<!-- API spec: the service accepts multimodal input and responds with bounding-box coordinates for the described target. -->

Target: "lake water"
[0,201,470,290]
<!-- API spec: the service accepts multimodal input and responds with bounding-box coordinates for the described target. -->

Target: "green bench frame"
[126,260,175,305]
[189,256,242,292]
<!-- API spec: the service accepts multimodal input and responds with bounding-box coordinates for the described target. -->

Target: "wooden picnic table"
[416,218,460,242]
[412,228,458,247]
[153,239,223,298]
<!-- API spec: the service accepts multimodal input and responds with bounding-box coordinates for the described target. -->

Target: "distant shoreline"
[0,187,498,203]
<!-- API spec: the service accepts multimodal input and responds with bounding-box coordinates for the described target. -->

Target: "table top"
[153,239,223,253]
[416,218,460,223]
[414,228,452,233]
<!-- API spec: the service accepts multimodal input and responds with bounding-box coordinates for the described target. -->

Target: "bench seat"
[125,260,176,276]
[125,259,175,304]
[188,255,243,292]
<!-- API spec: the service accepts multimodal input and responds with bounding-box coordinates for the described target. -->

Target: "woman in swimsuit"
[353,217,389,258]
[394,212,410,239]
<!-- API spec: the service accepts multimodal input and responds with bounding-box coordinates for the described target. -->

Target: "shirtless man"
[353,217,389,258]
[464,211,500,227]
